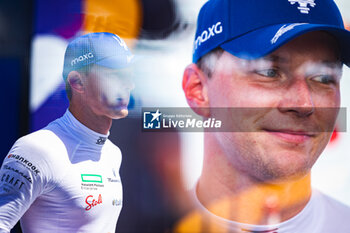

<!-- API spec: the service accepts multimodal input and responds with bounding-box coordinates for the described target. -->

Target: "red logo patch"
[85,194,102,211]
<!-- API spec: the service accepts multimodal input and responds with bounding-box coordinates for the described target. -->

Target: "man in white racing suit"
[0,32,135,233]
[176,0,350,232]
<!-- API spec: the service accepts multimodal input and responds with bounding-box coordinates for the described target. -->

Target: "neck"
[197,133,312,225]
[69,102,112,135]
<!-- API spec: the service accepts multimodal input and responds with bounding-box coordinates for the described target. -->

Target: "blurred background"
[0,0,349,232]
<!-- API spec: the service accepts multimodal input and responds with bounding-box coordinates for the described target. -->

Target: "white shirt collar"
[192,183,324,233]
[61,109,110,146]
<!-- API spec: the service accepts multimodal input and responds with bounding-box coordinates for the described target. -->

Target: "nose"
[277,78,314,117]
[123,78,135,91]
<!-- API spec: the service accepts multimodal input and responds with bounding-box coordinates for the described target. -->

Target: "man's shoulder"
[6,123,68,167]
[15,128,63,152]
[313,190,350,231]
[2,129,64,182]
[316,190,350,216]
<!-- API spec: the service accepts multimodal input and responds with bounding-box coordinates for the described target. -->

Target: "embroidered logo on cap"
[113,35,129,51]
[288,0,316,14]
[271,23,307,44]
[194,22,223,51]
[71,52,94,66]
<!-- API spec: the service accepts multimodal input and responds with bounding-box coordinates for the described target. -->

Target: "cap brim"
[221,23,350,67]
[95,54,140,70]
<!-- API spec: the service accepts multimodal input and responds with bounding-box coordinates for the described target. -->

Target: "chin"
[255,159,312,183]
[253,141,321,182]
[110,109,129,119]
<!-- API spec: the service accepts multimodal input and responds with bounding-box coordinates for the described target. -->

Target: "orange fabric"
[82,0,142,42]
[174,209,230,233]
[174,175,311,232]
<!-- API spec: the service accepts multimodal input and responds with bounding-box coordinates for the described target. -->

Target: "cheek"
[215,132,266,173]
[312,90,340,130]
[101,79,129,97]
[312,85,340,106]
[207,77,240,107]
[207,75,281,108]
[84,81,102,103]
[314,132,332,151]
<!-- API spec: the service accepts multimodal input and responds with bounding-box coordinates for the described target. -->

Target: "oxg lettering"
[194,22,223,50]
[7,154,40,175]
[85,194,102,211]
[71,52,94,66]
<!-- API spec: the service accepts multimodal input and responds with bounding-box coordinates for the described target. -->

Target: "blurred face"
[206,31,342,181]
[83,65,134,119]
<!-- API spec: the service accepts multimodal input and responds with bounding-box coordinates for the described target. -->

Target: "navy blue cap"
[63,32,135,81]
[193,0,350,66]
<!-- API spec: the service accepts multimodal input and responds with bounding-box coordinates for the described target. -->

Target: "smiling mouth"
[263,129,316,143]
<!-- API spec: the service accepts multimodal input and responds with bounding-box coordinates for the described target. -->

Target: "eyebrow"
[260,55,289,63]
[319,60,343,68]
[260,55,342,68]
[105,70,131,75]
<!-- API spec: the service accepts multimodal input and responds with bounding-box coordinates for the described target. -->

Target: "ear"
[182,64,210,117]
[67,71,84,93]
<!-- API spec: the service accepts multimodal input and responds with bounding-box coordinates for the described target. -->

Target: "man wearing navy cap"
[0,32,135,232]
[178,0,350,232]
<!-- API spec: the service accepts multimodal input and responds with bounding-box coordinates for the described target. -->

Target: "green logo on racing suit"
[81,174,103,183]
